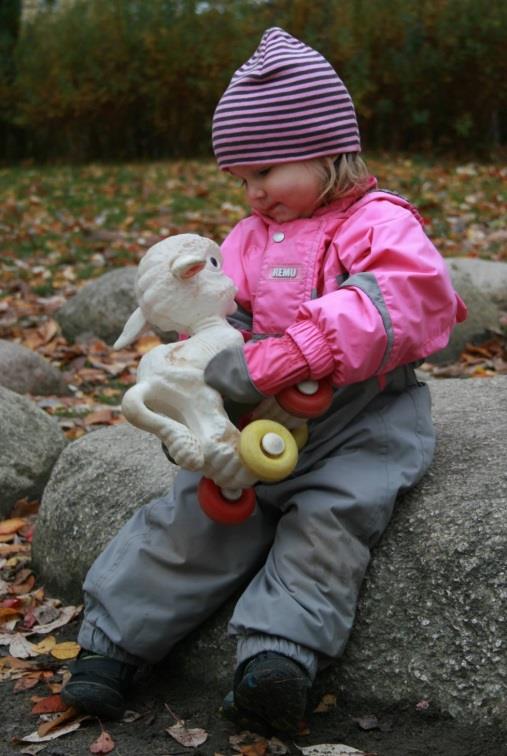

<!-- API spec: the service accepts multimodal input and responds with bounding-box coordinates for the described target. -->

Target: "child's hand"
[250,397,306,430]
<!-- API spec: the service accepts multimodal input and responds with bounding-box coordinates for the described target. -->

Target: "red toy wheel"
[198,477,255,525]
[276,378,333,418]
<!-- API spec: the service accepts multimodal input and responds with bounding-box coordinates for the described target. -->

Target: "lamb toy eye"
[208,256,220,269]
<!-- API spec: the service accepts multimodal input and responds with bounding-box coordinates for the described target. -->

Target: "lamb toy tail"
[114,307,148,350]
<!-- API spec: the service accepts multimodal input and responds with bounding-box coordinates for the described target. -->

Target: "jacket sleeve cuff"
[244,334,310,395]
[244,320,335,396]
[286,320,335,379]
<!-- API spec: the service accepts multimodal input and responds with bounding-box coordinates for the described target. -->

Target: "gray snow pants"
[78,379,435,680]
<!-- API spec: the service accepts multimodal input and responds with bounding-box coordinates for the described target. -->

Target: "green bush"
[1,0,506,160]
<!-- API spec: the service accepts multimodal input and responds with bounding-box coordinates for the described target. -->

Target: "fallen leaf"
[89,730,116,753]
[313,693,337,713]
[20,745,47,755]
[9,634,39,659]
[0,655,37,671]
[296,746,368,755]
[37,706,80,737]
[20,718,86,744]
[267,738,289,755]
[352,714,379,731]
[0,517,27,535]
[10,574,36,595]
[31,693,68,714]
[14,672,50,691]
[10,498,40,518]
[84,408,114,426]
[167,720,208,748]
[229,732,269,754]
[50,641,80,660]
[30,636,57,655]
[0,604,22,619]
[0,543,31,555]
[32,604,82,633]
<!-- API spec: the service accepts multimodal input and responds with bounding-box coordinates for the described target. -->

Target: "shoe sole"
[61,681,125,720]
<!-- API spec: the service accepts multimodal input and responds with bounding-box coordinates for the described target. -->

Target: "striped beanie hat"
[212,27,361,169]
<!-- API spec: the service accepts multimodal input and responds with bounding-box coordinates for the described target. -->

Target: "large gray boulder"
[0,386,67,517]
[334,375,507,731]
[445,257,507,306]
[55,267,137,345]
[0,339,69,396]
[428,263,502,364]
[31,423,177,600]
[32,377,507,731]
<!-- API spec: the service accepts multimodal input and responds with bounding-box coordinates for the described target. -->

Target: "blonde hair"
[312,153,371,204]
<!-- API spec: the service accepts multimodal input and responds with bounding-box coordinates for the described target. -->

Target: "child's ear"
[171,254,206,280]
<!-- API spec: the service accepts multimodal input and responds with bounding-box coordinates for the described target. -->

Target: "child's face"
[230,161,324,223]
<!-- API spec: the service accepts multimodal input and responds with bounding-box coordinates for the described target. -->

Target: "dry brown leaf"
[239,744,268,756]
[37,706,80,737]
[19,744,47,755]
[32,604,82,634]
[31,693,68,714]
[0,517,27,535]
[10,498,40,518]
[21,716,87,744]
[0,655,37,670]
[50,641,80,660]
[353,714,379,731]
[166,720,208,748]
[0,543,31,556]
[296,746,368,755]
[230,732,269,754]
[84,408,114,426]
[0,606,21,623]
[9,634,39,659]
[89,730,116,754]
[10,574,36,595]
[14,671,53,691]
[313,693,337,713]
[29,636,57,655]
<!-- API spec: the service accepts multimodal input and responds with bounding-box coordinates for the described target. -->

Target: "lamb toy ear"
[113,307,148,349]
[171,253,206,280]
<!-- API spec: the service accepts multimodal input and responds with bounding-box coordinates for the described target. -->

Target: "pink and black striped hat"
[212,27,361,169]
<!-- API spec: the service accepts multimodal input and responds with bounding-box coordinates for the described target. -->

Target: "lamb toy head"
[114,234,238,349]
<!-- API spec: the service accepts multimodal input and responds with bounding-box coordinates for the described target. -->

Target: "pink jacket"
[221,184,467,394]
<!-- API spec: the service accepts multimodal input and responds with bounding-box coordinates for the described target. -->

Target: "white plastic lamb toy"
[114,233,303,523]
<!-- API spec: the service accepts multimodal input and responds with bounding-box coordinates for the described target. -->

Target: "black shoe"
[226,651,312,734]
[61,651,136,720]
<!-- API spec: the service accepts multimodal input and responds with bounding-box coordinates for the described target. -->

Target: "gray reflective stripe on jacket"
[340,271,394,372]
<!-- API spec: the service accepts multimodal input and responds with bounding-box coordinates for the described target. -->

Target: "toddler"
[62,27,466,733]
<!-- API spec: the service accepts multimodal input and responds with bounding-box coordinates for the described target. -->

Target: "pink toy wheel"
[276,378,333,418]
[198,477,255,525]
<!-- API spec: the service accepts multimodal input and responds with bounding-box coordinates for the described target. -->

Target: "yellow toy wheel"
[291,424,309,450]
[239,419,298,482]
